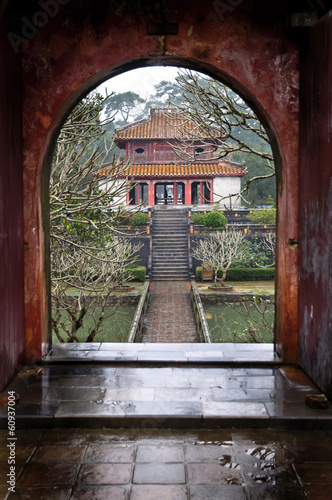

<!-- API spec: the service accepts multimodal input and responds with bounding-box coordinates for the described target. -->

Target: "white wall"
[98,178,127,207]
[213,176,242,208]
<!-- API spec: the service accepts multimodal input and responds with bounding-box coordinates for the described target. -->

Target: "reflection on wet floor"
[0,427,332,499]
[1,360,332,429]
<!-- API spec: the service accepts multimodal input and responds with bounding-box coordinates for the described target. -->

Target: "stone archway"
[21,3,298,363]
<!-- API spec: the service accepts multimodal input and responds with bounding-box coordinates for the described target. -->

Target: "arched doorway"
[21,6,298,364]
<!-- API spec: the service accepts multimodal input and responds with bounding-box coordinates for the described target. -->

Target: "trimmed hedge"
[129,212,149,226]
[126,266,146,282]
[196,266,275,281]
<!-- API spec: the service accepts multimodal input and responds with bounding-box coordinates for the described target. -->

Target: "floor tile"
[126,401,202,418]
[186,444,233,462]
[7,487,71,499]
[133,464,185,484]
[84,444,135,463]
[70,484,127,499]
[294,463,332,484]
[189,484,247,499]
[18,463,79,486]
[305,484,332,499]
[0,445,35,464]
[187,463,242,485]
[154,388,212,402]
[45,388,105,402]
[0,465,24,487]
[130,484,187,499]
[136,444,184,462]
[211,388,271,402]
[104,388,155,401]
[55,401,128,418]
[202,402,269,418]
[31,445,86,463]
[78,464,132,485]
[244,484,307,500]
[241,463,298,485]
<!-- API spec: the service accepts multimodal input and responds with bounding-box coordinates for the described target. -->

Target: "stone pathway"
[141,281,198,342]
[2,427,332,499]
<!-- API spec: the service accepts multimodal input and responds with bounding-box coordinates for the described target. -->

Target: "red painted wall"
[0,27,25,390]
[19,0,299,362]
[298,12,332,398]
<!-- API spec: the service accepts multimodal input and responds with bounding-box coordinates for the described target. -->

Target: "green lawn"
[197,281,275,295]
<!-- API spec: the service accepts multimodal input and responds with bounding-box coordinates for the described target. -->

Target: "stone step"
[152,263,189,269]
[153,230,187,233]
[153,241,187,245]
[153,235,187,240]
[152,256,188,261]
[151,273,190,279]
[151,208,190,278]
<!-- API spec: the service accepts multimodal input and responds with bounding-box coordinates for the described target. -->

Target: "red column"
[148,180,154,206]
[209,179,213,204]
[136,181,140,204]
[185,180,191,205]
[174,182,178,205]
[200,181,204,204]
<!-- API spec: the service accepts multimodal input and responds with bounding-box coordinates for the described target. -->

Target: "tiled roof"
[98,161,247,178]
[114,106,222,142]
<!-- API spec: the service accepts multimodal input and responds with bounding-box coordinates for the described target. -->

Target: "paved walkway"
[141,281,198,343]
[1,427,332,499]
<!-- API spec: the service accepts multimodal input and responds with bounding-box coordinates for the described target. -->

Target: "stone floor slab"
[136,444,184,462]
[130,484,187,499]
[78,463,132,485]
[133,463,185,484]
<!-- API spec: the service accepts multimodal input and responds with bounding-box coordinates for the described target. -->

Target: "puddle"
[246,447,276,461]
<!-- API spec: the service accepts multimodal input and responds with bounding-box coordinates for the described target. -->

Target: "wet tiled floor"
[1,427,332,499]
[141,281,198,342]
[1,345,331,429]
[44,341,281,364]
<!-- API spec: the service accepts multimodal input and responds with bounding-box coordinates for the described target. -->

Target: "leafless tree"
[230,298,274,343]
[256,232,276,268]
[50,93,142,342]
[167,70,275,205]
[192,230,248,285]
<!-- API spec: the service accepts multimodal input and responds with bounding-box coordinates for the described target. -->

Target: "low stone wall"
[199,291,274,305]
[52,292,141,308]
[128,281,150,343]
[106,293,141,306]
[191,282,212,343]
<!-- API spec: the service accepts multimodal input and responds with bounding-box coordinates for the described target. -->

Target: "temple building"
[100,107,247,207]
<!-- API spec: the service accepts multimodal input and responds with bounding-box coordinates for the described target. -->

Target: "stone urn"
[207,284,233,292]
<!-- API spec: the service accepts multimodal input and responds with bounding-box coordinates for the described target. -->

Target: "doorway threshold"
[44,343,282,366]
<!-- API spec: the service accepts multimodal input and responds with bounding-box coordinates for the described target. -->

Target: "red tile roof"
[114,106,222,142]
[98,161,247,178]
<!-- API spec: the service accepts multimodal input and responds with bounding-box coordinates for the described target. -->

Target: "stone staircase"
[151,208,190,280]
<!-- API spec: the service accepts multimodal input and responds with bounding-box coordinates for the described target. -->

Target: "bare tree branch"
[50,93,143,342]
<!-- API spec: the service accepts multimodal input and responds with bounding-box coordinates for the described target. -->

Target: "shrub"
[202,211,227,228]
[196,266,275,281]
[129,212,149,226]
[125,265,146,282]
[247,209,276,225]
[191,212,205,225]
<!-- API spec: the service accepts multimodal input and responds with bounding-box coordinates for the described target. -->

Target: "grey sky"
[97,66,181,99]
